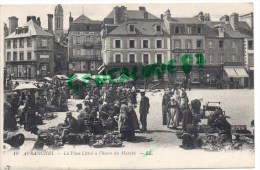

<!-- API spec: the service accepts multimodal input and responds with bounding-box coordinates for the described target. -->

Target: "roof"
[71,14,101,24]
[170,17,202,24]
[55,4,63,14]
[105,9,159,20]
[69,14,102,31]
[107,20,169,36]
[204,21,253,38]
[5,20,53,39]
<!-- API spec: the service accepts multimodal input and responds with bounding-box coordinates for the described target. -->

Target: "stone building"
[5,18,54,80]
[163,10,207,84]
[240,12,254,88]
[101,6,171,83]
[68,13,102,75]
[203,13,253,87]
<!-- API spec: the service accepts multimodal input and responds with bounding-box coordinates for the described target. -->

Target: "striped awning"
[224,67,249,78]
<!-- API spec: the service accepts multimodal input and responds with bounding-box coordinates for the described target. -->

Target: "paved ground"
[3,89,255,169]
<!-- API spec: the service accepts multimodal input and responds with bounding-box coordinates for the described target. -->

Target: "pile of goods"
[177,101,254,152]
[30,125,123,149]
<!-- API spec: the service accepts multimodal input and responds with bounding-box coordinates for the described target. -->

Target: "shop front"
[223,65,249,88]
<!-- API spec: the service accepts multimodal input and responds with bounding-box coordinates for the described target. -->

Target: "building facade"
[101,6,171,83]
[163,10,207,84]
[5,19,54,80]
[203,13,252,87]
[68,14,102,75]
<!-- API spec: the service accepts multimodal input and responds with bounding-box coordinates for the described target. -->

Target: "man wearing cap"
[61,112,80,143]
[139,91,150,131]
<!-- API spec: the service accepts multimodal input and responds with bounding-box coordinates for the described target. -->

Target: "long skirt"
[167,107,179,128]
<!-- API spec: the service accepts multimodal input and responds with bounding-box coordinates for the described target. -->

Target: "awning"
[224,67,249,78]
[224,68,237,77]
[234,68,249,77]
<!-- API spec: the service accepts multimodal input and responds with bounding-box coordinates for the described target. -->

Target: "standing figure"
[118,100,129,139]
[166,97,180,129]
[162,89,171,125]
[4,95,17,131]
[178,88,189,123]
[139,91,150,131]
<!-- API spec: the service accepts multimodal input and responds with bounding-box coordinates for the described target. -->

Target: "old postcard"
[0,1,257,169]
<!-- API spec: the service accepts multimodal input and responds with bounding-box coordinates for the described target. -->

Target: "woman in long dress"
[167,97,180,129]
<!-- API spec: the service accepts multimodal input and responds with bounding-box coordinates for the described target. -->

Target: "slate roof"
[204,21,253,38]
[105,9,159,20]
[107,20,169,36]
[170,17,202,24]
[69,14,102,31]
[5,20,53,39]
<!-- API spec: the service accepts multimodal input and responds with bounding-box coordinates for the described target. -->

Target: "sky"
[0,3,253,31]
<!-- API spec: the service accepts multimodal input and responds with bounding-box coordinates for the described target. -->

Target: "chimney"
[220,15,230,22]
[204,13,211,21]
[36,17,41,27]
[69,12,73,25]
[164,9,171,21]
[114,6,127,24]
[27,16,32,22]
[230,13,239,31]
[139,6,146,11]
[8,16,18,34]
[161,14,163,19]
[31,16,36,22]
[47,14,53,34]
[4,22,9,37]
[197,11,204,22]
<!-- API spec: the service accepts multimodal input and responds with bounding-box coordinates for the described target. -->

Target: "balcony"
[82,42,102,49]
[70,55,101,61]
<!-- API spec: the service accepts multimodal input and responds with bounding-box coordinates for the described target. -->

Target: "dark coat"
[139,96,150,114]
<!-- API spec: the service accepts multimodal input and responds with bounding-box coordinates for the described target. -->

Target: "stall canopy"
[66,73,94,87]
[91,75,112,84]
[114,74,133,83]
[43,77,52,81]
[224,67,249,78]
[14,83,38,91]
[53,75,68,80]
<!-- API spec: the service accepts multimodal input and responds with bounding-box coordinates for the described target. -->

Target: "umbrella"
[14,83,38,91]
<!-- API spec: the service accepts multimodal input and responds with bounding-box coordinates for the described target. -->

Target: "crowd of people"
[4,80,151,143]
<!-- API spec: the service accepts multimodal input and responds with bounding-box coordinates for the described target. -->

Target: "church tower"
[54,4,63,41]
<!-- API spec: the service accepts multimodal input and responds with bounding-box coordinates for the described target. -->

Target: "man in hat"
[139,91,150,131]
[61,112,80,143]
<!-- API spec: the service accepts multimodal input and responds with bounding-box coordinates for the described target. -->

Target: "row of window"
[174,39,203,49]
[74,36,100,45]
[128,24,162,33]
[113,39,164,49]
[113,53,163,64]
[6,38,48,48]
[6,38,32,48]
[174,26,202,34]
[6,52,32,61]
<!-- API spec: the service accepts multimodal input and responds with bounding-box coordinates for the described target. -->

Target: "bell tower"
[54,4,64,41]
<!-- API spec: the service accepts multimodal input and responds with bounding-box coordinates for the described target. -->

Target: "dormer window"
[174,26,180,34]
[197,26,202,34]
[129,25,135,32]
[144,12,148,19]
[186,26,192,34]
[156,25,161,32]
